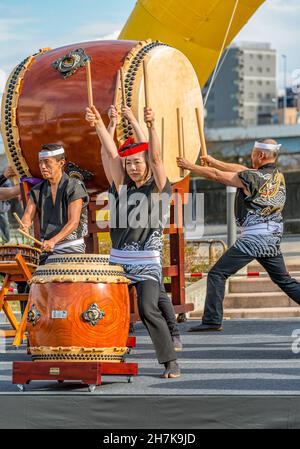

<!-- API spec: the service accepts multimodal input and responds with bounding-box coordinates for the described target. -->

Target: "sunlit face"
[39,157,64,179]
[125,152,148,183]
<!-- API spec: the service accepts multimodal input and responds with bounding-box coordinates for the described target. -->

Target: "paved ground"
[1,319,300,395]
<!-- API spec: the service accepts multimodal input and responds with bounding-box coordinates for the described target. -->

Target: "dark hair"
[124,149,152,185]
[40,144,67,162]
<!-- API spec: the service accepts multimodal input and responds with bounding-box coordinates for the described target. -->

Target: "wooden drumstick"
[86,59,95,127]
[13,212,43,247]
[181,116,186,177]
[13,212,26,228]
[161,117,165,164]
[195,107,208,158]
[177,108,184,178]
[113,70,121,108]
[143,59,152,129]
[120,68,128,128]
[120,68,127,107]
[17,229,43,247]
[181,117,186,159]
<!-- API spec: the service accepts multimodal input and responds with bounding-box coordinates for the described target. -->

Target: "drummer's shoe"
[160,360,181,379]
[172,336,183,352]
[188,323,223,332]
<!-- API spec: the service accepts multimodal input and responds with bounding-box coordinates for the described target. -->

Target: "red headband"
[118,138,149,158]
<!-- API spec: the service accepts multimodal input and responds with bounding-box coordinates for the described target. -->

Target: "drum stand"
[0,254,34,343]
[12,337,138,392]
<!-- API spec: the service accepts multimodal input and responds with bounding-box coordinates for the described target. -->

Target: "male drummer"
[20,144,89,265]
[177,139,300,331]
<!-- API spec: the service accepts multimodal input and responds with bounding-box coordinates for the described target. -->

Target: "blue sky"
[0,0,299,94]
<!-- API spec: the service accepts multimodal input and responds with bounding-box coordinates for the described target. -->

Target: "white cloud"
[268,0,300,13]
[0,18,39,42]
[0,69,8,95]
[65,22,122,43]
[98,30,120,40]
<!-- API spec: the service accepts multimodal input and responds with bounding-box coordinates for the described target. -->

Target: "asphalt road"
[1,319,300,395]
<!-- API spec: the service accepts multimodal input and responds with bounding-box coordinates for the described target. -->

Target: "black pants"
[158,283,180,338]
[136,280,177,364]
[203,245,300,325]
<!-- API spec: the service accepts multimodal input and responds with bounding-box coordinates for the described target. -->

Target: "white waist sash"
[240,222,283,236]
[110,248,161,266]
[53,238,85,250]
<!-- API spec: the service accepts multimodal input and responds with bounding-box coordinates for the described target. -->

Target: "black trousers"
[203,245,300,325]
[136,280,177,364]
[158,283,180,338]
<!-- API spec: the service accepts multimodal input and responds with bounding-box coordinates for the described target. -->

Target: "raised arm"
[121,106,147,143]
[85,106,125,189]
[177,157,249,193]
[201,155,248,173]
[144,107,167,192]
[100,105,119,186]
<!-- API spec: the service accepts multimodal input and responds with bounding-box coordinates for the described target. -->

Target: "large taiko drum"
[27,258,131,362]
[1,39,203,192]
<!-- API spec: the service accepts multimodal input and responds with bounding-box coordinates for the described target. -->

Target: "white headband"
[39,147,65,159]
[254,141,282,151]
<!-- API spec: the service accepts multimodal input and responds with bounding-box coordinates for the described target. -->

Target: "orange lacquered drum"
[27,256,131,362]
[1,39,203,192]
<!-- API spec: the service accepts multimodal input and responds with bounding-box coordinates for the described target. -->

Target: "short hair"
[40,144,67,162]
[254,138,279,160]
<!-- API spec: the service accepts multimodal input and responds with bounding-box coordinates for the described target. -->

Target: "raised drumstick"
[143,59,152,128]
[86,59,95,127]
[120,68,127,107]
[177,108,184,177]
[161,117,165,164]
[113,70,121,108]
[195,107,208,158]
[13,212,43,247]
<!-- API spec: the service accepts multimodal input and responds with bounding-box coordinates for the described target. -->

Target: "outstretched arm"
[122,106,147,143]
[177,157,249,192]
[0,184,20,200]
[85,106,125,189]
[201,155,248,173]
[144,108,167,192]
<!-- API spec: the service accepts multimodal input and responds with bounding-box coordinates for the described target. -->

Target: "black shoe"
[172,336,183,352]
[188,323,223,332]
[161,360,181,379]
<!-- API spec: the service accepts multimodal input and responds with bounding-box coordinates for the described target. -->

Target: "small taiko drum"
[0,244,41,266]
[1,39,203,192]
[27,258,131,362]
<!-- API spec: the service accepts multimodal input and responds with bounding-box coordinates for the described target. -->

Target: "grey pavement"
[1,319,300,395]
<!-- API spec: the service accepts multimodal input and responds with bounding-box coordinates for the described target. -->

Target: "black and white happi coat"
[234,163,286,258]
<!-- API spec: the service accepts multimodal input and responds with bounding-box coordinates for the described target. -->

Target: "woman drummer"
[85,105,180,379]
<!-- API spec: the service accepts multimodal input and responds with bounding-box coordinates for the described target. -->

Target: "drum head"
[117,43,203,183]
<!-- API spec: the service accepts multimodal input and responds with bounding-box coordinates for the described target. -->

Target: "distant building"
[275,87,300,125]
[204,42,277,128]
